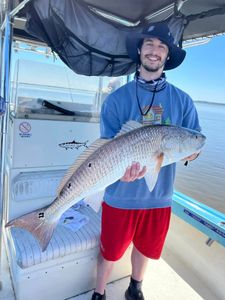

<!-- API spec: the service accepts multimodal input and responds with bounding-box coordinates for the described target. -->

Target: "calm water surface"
[175,102,225,214]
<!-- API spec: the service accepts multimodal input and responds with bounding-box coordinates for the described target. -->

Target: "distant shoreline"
[194,100,225,106]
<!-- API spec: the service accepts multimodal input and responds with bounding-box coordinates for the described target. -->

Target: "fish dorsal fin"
[57,138,110,195]
[115,120,143,138]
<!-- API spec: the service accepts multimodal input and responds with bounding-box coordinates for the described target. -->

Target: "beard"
[141,56,167,73]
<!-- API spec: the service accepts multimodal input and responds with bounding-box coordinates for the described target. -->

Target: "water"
[175,102,225,214]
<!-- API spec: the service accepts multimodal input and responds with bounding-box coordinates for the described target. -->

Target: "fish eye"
[88,163,92,167]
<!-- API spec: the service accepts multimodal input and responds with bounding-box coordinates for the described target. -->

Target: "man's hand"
[121,162,147,182]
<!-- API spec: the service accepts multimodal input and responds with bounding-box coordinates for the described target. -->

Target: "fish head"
[161,126,206,159]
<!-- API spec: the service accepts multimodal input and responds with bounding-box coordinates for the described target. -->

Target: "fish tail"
[5,203,59,252]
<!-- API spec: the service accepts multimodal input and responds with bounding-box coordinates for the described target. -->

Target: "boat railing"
[172,191,225,247]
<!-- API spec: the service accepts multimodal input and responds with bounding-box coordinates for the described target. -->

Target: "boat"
[0,1,225,300]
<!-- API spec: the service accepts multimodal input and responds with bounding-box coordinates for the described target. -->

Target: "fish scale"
[6,122,206,251]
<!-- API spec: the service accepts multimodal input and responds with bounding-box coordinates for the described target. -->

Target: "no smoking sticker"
[19,122,32,137]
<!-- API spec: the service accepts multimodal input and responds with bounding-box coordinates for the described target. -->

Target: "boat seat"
[8,205,101,269]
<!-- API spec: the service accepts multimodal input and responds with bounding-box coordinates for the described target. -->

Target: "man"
[91,22,200,300]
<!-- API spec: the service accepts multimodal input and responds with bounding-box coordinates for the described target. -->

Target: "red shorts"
[100,202,171,261]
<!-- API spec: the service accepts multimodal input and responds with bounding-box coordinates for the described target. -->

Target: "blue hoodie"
[100,80,200,209]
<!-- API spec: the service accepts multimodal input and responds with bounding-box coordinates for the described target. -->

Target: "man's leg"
[95,253,114,295]
[131,245,148,281]
[92,202,135,299]
[125,207,171,300]
[125,246,147,300]
[93,246,147,299]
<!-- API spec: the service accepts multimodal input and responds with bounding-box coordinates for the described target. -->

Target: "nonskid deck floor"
[0,243,202,300]
[70,258,202,300]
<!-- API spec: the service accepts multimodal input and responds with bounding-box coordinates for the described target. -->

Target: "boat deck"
[0,240,202,300]
[71,259,203,300]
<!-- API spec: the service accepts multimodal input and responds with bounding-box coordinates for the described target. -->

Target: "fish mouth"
[192,132,206,152]
[196,137,206,151]
[200,133,207,140]
[196,144,204,152]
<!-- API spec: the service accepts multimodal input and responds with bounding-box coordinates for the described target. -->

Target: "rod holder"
[206,238,214,246]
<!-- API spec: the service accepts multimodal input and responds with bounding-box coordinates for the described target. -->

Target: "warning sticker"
[19,122,32,138]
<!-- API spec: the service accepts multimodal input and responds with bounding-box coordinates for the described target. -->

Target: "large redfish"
[6,121,206,251]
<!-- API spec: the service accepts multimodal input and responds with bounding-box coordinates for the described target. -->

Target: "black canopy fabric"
[25,0,138,76]
[10,0,225,38]
[25,0,186,76]
[5,0,223,76]
[4,1,225,37]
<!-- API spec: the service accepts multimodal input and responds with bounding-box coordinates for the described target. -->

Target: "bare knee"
[97,253,114,274]
[95,253,115,294]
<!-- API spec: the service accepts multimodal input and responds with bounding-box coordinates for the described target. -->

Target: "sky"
[11,34,225,104]
[167,35,225,104]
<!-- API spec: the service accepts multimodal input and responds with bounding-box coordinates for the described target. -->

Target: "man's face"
[139,37,169,73]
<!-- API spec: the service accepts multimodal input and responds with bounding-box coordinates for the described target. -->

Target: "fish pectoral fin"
[144,153,164,192]
[155,152,164,172]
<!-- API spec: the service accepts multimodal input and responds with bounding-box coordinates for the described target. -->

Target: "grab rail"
[172,191,225,247]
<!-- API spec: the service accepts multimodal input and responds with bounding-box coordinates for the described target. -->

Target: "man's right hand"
[121,162,147,182]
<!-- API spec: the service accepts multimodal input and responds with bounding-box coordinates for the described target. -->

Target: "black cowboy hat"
[126,21,186,70]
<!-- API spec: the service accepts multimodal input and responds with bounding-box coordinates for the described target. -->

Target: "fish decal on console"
[59,140,89,150]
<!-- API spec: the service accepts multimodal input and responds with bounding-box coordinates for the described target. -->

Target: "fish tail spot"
[38,212,45,219]
[5,205,58,252]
